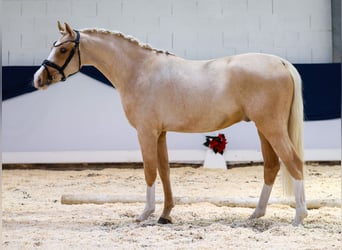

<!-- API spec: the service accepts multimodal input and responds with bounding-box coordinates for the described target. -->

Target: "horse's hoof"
[158,217,172,224]
[249,211,265,220]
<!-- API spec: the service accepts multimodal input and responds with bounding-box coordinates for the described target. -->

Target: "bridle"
[41,30,81,84]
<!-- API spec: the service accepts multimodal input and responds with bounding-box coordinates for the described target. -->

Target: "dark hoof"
[158,217,172,224]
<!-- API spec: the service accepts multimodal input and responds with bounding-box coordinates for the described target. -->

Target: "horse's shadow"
[100,214,289,233]
[228,218,285,232]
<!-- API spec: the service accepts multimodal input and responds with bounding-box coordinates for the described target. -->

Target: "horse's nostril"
[34,76,44,89]
[38,77,43,87]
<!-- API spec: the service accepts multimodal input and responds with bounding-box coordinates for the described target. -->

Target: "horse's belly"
[162,106,243,133]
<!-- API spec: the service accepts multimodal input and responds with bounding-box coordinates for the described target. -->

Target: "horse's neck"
[80,31,149,91]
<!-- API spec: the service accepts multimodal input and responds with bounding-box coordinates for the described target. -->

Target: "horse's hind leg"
[250,131,280,219]
[156,132,174,224]
[261,129,307,226]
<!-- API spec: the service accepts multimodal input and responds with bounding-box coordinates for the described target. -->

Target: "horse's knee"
[144,166,157,186]
[145,179,156,187]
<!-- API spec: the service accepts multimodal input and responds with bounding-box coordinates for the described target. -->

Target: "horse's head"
[33,21,81,89]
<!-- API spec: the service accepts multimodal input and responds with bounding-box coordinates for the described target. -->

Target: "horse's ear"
[57,21,65,34]
[64,22,74,36]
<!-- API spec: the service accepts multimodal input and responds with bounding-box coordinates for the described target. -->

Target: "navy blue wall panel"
[2,63,341,121]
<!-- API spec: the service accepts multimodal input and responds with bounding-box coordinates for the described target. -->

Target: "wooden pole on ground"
[61,194,340,209]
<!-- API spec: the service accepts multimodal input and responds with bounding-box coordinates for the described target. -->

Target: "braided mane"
[81,28,173,56]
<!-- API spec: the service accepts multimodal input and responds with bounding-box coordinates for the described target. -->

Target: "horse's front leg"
[135,131,158,222]
[136,184,156,222]
[156,132,174,224]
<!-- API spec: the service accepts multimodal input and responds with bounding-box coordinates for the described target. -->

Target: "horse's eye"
[60,47,68,54]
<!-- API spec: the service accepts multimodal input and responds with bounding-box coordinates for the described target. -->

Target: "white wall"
[2,75,341,163]
[3,0,332,65]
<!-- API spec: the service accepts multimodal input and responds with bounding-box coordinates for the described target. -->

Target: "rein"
[42,30,81,84]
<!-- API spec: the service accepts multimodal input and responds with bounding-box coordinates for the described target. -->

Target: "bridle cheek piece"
[42,30,81,84]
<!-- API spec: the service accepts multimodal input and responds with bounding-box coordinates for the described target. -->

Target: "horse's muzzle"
[34,76,45,89]
[33,67,50,90]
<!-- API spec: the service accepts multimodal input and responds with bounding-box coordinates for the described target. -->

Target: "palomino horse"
[34,22,308,226]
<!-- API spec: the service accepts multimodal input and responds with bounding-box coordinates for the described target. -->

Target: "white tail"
[282,61,304,197]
